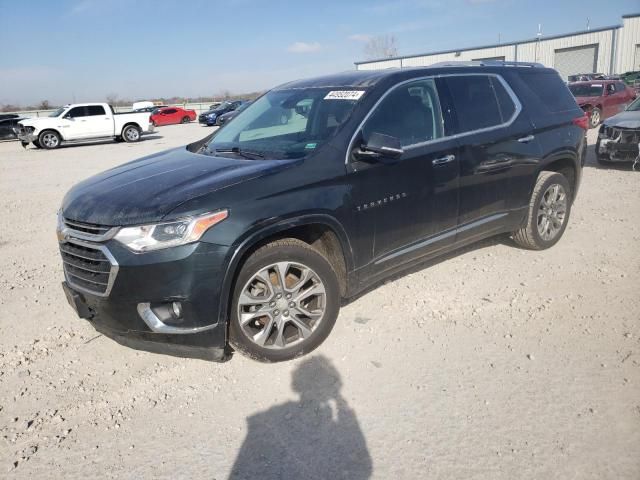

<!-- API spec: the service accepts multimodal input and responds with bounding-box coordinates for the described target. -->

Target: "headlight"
[114,210,228,252]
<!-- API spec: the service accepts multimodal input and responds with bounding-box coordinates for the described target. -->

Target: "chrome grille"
[64,218,112,236]
[60,240,118,296]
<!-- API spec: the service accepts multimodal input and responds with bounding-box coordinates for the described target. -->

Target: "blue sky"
[0,0,638,105]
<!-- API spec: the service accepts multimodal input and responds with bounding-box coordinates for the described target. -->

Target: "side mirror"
[354,132,404,164]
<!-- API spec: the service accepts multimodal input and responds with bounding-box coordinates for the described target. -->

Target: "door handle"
[517,135,535,143]
[432,154,456,166]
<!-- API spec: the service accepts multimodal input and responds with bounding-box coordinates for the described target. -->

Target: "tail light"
[572,113,589,130]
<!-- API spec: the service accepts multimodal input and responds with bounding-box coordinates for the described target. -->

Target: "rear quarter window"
[517,71,578,113]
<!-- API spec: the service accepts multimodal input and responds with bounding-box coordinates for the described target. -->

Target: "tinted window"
[522,72,580,112]
[615,82,626,92]
[569,83,604,97]
[86,105,106,116]
[163,109,177,114]
[363,78,444,147]
[66,107,86,118]
[491,77,516,121]
[445,75,506,132]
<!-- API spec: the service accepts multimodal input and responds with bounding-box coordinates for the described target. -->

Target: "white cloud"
[287,42,322,53]
[348,34,373,43]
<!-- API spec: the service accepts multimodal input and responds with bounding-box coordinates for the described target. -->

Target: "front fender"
[214,213,354,326]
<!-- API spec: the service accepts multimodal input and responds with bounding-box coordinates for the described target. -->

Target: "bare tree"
[363,35,398,60]
[106,93,119,105]
[38,100,51,110]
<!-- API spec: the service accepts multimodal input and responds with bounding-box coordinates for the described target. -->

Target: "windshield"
[203,88,362,159]
[569,84,603,97]
[626,97,640,111]
[49,107,66,117]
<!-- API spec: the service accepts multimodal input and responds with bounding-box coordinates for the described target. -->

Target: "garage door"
[554,44,598,81]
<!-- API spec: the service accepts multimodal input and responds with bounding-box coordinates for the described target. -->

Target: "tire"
[229,238,341,363]
[512,171,572,250]
[181,116,191,124]
[114,136,124,143]
[38,130,61,149]
[122,125,141,143]
[589,107,601,128]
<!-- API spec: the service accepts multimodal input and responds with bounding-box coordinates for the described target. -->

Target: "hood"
[62,147,292,226]
[18,117,55,127]
[603,110,640,129]
[575,95,601,106]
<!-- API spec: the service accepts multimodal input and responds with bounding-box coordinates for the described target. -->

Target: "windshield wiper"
[213,147,265,159]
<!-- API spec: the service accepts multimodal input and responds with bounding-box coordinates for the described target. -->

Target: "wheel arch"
[538,154,579,201]
[216,214,354,325]
[38,128,64,141]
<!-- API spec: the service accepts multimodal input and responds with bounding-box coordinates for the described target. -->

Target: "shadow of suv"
[58,62,587,363]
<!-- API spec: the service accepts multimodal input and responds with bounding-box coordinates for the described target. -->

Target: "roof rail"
[430,60,545,68]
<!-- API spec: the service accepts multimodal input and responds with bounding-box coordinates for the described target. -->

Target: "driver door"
[348,78,459,275]
[61,106,90,139]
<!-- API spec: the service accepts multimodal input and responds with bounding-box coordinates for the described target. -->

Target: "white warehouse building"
[355,13,640,80]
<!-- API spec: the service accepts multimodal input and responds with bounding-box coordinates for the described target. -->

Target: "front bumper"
[198,115,216,125]
[598,126,640,162]
[60,237,233,361]
[14,126,37,143]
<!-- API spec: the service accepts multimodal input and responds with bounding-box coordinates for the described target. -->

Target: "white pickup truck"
[15,103,155,149]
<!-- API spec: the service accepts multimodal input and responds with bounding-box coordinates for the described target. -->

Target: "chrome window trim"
[345,72,523,165]
[61,238,119,298]
[58,213,120,243]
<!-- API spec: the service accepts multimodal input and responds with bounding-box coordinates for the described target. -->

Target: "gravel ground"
[0,125,638,479]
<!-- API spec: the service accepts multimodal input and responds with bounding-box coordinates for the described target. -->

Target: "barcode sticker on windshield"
[324,90,365,100]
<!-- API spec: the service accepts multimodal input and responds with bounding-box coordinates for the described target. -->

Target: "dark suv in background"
[198,100,246,126]
[58,62,587,363]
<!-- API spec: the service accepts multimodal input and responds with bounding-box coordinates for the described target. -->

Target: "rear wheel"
[589,107,601,128]
[122,125,141,142]
[229,239,340,363]
[38,130,61,149]
[512,171,571,250]
[181,116,191,124]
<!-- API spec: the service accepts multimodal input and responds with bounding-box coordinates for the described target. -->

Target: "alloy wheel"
[42,133,59,148]
[125,127,139,141]
[537,183,567,241]
[237,261,327,349]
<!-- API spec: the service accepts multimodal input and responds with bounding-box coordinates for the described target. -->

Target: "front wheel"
[38,130,61,149]
[181,116,191,124]
[229,239,340,363]
[512,171,571,250]
[122,125,141,143]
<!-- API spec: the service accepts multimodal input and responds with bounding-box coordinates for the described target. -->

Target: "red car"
[150,106,196,126]
[569,80,637,128]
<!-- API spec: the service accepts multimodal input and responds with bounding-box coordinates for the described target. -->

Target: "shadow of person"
[228,355,372,480]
